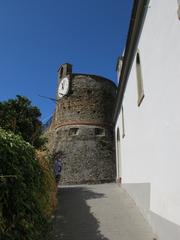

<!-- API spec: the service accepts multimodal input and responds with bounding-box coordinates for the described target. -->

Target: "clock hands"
[61,81,64,90]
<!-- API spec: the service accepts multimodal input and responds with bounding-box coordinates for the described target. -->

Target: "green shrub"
[0,128,53,240]
[36,150,57,217]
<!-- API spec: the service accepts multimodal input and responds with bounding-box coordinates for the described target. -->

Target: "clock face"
[58,77,69,98]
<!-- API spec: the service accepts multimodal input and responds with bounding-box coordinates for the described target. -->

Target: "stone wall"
[46,73,117,184]
[55,125,115,184]
[54,74,116,127]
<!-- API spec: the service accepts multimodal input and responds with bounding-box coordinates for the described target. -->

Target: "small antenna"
[38,95,58,102]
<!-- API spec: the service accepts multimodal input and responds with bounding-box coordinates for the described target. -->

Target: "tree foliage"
[0,128,56,240]
[0,95,45,148]
[0,129,46,239]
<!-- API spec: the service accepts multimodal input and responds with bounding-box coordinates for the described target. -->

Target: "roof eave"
[113,0,150,124]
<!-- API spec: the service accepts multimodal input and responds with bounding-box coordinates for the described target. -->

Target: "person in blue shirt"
[54,152,62,186]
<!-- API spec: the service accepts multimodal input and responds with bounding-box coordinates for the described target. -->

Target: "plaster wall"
[115,0,180,239]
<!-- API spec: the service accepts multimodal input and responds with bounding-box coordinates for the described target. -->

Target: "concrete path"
[49,183,155,240]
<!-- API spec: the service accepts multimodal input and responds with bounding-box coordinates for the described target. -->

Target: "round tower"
[53,63,117,184]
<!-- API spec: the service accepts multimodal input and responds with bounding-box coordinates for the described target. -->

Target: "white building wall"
[115,0,180,239]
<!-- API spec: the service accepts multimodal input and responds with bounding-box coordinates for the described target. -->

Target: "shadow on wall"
[123,183,180,240]
[48,186,110,240]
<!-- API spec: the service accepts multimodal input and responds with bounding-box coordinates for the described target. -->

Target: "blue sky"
[0,0,132,122]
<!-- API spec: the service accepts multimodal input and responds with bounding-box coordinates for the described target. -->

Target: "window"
[178,0,180,19]
[95,128,105,136]
[69,128,79,136]
[136,50,145,106]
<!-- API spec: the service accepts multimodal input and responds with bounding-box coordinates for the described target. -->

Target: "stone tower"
[49,63,117,184]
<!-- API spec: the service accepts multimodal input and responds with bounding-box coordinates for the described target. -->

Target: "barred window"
[69,128,79,136]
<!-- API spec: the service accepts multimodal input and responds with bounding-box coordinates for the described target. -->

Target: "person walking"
[54,152,62,187]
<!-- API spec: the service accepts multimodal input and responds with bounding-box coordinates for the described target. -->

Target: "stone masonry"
[46,64,117,184]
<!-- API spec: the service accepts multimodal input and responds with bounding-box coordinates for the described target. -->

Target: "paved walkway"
[49,183,155,240]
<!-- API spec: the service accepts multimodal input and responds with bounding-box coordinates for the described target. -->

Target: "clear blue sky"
[0,0,133,122]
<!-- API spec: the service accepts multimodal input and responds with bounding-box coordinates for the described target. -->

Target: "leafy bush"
[0,128,56,240]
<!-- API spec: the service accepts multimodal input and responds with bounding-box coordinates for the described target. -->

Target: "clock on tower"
[58,77,69,98]
[57,63,72,98]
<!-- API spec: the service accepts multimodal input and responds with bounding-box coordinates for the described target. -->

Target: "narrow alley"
[49,183,155,240]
